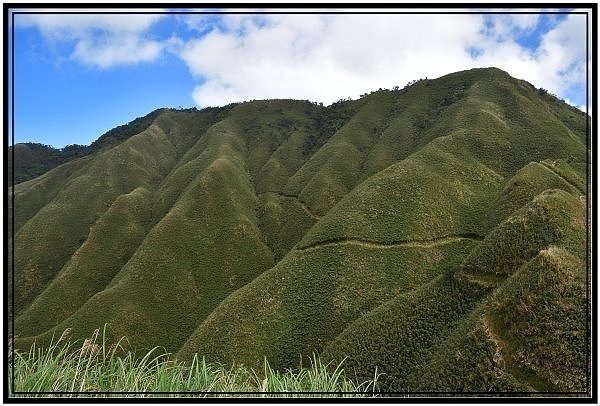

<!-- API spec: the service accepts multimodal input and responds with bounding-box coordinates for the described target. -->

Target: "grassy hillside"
[8,109,168,185]
[14,186,153,336]
[400,243,586,392]
[176,238,478,370]
[322,185,585,392]
[10,67,589,395]
[173,70,587,378]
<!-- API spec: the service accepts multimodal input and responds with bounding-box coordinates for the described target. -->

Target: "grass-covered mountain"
[9,67,589,394]
[8,108,168,184]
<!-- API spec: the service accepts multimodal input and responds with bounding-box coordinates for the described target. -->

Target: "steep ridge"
[539,159,585,194]
[13,100,332,352]
[175,68,586,374]
[176,238,478,370]
[11,123,179,318]
[401,242,586,392]
[283,92,393,215]
[14,187,153,336]
[14,110,277,351]
[484,160,583,228]
[12,109,219,331]
[322,173,585,392]
[8,108,167,185]
[10,68,589,392]
[257,192,319,260]
[274,193,322,220]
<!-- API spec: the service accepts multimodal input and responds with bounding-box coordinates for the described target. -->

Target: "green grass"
[11,67,589,394]
[400,244,586,392]
[298,138,504,247]
[257,192,318,260]
[462,188,585,281]
[484,246,587,391]
[322,185,586,392]
[176,238,478,371]
[11,123,181,317]
[322,269,491,391]
[539,158,586,193]
[285,91,395,215]
[14,187,154,337]
[485,161,582,228]
[9,328,379,398]
[10,155,93,234]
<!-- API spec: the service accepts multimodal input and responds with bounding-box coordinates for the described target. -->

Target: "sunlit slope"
[11,67,588,388]
[14,187,153,336]
[14,116,268,351]
[11,123,179,317]
[298,140,503,248]
[461,188,585,284]
[401,244,586,392]
[283,93,391,215]
[322,180,585,391]
[175,69,587,373]
[174,136,500,370]
[8,109,168,185]
[485,160,583,228]
[322,271,491,391]
[10,156,93,235]
[177,238,478,370]
[11,109,221,330]
[12,102,325,352]
[258,192,319,260]
[300,70,585,247]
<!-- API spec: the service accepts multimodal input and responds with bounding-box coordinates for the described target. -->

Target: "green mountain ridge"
[9,67,589,393]
[8,108,169,184]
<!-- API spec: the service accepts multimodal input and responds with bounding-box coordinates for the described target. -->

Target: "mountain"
[9,67,589,393]
[7,108,168,185]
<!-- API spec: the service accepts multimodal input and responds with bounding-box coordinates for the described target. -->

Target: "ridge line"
[482,313,549,391]
[538,161,585,195]
[258,191,322,219]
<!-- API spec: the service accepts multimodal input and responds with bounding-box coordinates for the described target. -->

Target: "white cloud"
[175,12,589,109]
[16,13,161,36]
[71,34,164,68]
[15,13,166,68]
[538,14,587,84]
[473,14,587,101]
[482,14,540,41]
[15,11,589,106]
[180,14,487,106]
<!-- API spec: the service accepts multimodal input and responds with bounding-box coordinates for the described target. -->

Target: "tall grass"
[8,327,379,398]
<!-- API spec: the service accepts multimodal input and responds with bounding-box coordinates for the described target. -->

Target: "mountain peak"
[10,68,589,393]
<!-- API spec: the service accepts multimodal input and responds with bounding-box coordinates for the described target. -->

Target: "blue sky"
[9,9,591,148]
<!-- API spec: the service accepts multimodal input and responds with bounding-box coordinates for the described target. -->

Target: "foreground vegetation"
[8,328,379,397]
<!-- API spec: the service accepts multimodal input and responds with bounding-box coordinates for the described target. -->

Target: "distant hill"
[8,108,168,184]
[9,67,590,394]
[8,142,86,185]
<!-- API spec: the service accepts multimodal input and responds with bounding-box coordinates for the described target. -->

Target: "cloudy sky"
[9,7,592,148]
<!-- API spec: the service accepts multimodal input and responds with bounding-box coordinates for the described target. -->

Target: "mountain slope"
[8,108,167,185]
[322,185,585,392]
[10,67,589,393]
[175,69,586,374]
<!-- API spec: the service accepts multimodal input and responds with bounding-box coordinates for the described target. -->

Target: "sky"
[8,7,592,148]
